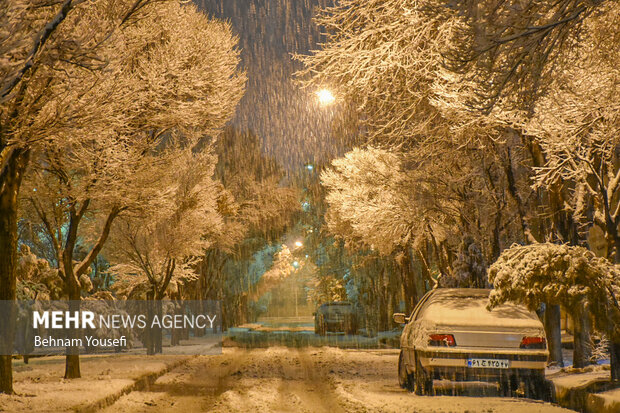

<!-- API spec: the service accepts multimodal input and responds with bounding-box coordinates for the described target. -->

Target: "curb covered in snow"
[585,390,620,413]
[74,355,195,413]
[550,371,620,413]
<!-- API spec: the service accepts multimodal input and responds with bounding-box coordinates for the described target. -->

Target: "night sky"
[195,0,339,171]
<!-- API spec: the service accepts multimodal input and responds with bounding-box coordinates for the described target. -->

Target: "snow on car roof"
[419,288,542,329]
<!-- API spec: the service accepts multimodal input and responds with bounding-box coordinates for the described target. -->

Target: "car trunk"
[422,294,544,349]
[443,327,534,348]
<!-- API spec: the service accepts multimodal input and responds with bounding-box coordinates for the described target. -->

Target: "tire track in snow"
[288,347,347,413]
[99,348,254,412]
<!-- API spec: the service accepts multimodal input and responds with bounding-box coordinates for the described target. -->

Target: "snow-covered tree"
[523,7,620,263]
[320,146,452,315]
[108,150,221,300]
[489,8,620,371]
[246,245,297,301]
[321,147,424,255]
[298,0,547,284]
[194,127,300,327]
[107,150,222,353]
[214,128,299,242]
[321,144,513,280]
[0,0,159,392]
[299,0,599,367]
[295,0,453,146]
[488,243,620,378]
[438,0,613,113]
[15,1,244,378]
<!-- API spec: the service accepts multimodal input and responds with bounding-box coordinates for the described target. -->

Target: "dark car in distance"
[314,302,358,335]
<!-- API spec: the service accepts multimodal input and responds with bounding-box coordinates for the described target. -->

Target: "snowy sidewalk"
[548,366,620,413]
[0,354,193,412]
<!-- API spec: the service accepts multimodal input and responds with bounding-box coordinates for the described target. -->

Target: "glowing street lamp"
[316,88,335,106]
[294,241,303,248]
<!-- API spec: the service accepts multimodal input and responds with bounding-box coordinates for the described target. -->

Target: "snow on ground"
[550,367,610,390]
[0,354,188,412]
[100,347,572,413]
[595,388,620,410]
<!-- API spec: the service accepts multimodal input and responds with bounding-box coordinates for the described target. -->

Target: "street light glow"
[294,241,303,248]
[316,89,335,106]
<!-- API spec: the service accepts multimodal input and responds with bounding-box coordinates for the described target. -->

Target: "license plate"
[467,358,510,369]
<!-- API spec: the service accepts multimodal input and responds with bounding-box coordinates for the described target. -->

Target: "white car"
[393,288,549,398]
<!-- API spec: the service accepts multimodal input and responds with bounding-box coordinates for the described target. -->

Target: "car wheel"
[398,350,414,391]
[498,375,518,397]
[524,370,551,401]
[414,352,433,396]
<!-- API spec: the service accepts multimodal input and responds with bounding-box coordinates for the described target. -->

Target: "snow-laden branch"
[0,0,74,102]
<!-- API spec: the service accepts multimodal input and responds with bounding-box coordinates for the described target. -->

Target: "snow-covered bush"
[488,243,619,319]
[488,242,620,374]
[15,245,58,300]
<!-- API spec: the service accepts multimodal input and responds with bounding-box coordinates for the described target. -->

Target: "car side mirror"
[393,313,407,324]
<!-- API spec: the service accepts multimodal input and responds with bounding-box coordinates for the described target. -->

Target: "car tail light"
[428,334,456,347]
[520,336,546,349]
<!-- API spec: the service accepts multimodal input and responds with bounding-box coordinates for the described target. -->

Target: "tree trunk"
[543,304,564,367]
[171,300,181,346]
[0,302,15,393]
[0,356,11,395]
[610,232,620,379]
[182,300,190,340]
[572,305,592,368]
[0,208,17,393]
[155,299,163,354]
[145,290,155,355]
[0,148,30,394]
[610,340,620,382]
[501,146,537,244]
[399,249,418,314]
[64,294,81,379]
[64,353,81,379]
[491,208,502,262]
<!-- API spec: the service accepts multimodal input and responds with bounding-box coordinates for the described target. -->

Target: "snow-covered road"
[102,347,573,412]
